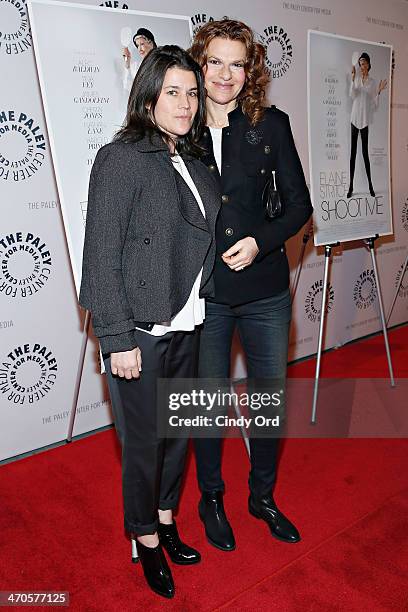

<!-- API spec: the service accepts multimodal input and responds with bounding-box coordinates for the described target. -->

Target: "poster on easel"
[307,30,393,247]
[27,0,192,293]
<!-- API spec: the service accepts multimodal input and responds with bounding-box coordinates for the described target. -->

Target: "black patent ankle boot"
[137,541,175,598]
[158,520,201,565]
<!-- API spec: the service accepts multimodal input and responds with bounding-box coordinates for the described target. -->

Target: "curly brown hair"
[189,19,269,126]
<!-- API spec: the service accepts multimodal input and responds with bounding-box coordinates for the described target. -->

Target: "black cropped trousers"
[105,328,199,535]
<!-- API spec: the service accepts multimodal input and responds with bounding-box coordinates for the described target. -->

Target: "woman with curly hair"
[190,19,312,551]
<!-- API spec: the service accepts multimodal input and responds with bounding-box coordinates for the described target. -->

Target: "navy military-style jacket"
[200,105,313,306]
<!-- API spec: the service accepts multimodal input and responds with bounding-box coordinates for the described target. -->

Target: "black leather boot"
[158,520,201,565]
[249,494,301,543]
[137,541,175,598]
[198,492,235,551]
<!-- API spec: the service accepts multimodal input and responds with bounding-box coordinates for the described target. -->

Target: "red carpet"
[0,326,407,610]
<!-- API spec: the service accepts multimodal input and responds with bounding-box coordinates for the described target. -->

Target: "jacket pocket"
[122,232,156,294]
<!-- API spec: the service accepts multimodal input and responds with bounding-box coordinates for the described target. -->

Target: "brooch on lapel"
[245,129,263,145]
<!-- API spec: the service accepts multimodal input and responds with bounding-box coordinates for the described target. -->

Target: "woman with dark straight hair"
[190,19,312,552]
[116,43,206,154]
[80,45,220,598]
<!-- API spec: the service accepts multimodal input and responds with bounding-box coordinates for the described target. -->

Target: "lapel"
[149,151,206,233]
[172,161,209,234]
[184,158,220,234]
[142,144,219,236]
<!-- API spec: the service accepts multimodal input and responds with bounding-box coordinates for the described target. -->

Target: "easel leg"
[311,245,332,424]
[66,310,91,442]
[291,219,313,301]
[386,253,408,327]
[366,238,395,387]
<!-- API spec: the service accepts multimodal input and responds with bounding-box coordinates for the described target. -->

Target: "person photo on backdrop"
[122,27,157,92]
[189,18,313,552]
[347,51,387,199]
[79,45,220,599]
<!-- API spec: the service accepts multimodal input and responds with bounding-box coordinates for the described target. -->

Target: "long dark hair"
[114,45,206,157]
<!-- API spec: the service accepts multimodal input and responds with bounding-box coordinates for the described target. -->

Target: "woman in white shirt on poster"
[347,52,387,199]
[122,27,157,93]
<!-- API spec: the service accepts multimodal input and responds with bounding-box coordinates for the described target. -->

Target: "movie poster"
[308,31,393,246]
[28,0,191,291]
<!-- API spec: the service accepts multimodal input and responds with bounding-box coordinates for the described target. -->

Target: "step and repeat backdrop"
[1,0,407,461]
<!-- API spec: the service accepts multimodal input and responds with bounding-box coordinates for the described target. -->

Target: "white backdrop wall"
[1,0,407,461]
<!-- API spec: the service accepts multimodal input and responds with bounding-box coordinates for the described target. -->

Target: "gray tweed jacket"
[79,135,220,354]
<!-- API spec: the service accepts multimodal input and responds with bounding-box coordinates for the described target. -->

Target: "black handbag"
[262,170,283,220]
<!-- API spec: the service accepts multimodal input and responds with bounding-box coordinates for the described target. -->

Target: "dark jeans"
[349,123,373,188]
[105,328,199,535]
[194,290,291,498]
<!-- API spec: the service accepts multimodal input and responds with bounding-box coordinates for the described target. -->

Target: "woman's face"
[153,67,199,139]
[203,37,247,106]
[134,35,154,58]
[359,58,369,75]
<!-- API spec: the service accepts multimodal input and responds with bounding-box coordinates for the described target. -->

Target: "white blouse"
[209,126,223,174]
[136,154,206,336]
[349,76,379,130]
[122,60,139,93]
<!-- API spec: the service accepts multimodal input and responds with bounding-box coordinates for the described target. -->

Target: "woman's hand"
[222,237,259,271]
[378,79,387,94]
[111,347,142,380]
[351,65,356,81]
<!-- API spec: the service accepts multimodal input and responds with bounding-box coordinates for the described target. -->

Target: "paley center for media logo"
[0,0,32,56]
[353,269,377,310]
[304,279,335,323]
[0,231,52,299]
[0,110,46,181]
[0,342,58,405]
[395,262,408,300]
[257,25,293,78]
[190,12,216,37]
[99,1,128,8]
[401,196,408,233]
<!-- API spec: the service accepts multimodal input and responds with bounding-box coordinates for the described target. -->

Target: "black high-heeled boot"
[137,541,174,599]
[158,520,201,565]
